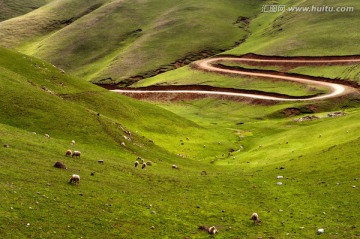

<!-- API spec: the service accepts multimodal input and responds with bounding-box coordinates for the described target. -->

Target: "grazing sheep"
[250,212,261,224]
[54,161,67,169]
[142,163,147,169]
[71,140,75,146]
[172,164,178,169]
[69,174,80,184]
[65,149,72,157]
[146,161,153,166]
[98,160,104,164]
[198,225,218,235]
[44,134,50,138]
[72,151,81,158]
[208,226,218,234]
[134,161,139,168]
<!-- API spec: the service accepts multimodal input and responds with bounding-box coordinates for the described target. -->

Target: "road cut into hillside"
[111,54,360,102]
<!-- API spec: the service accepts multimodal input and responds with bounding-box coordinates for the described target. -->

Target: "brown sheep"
[208,226,218,234]
[198,225,218,235]
[250,212,261,224]
[65,149,72,157]
[69,174,80,184]
[54,161,67,169]
[72,151,81,158]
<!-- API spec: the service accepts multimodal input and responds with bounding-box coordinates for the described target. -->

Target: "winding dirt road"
[111,55,360,102]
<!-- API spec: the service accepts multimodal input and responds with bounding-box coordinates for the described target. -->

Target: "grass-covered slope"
[154,96,360,238]
[2,46,359,238]
[0,47,242,237]
[136,0,360,96]
[0,46,230,150]
[0,0,53,22]
[227,0,360,56]
[0,0,262,84]
[1,0,360,237]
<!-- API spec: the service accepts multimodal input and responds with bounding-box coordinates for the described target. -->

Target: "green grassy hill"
[0,0,53,22]
[0,0,261,84]
[135,0,360,96]
[227,0,360,56]
[0,47,243,237]
[1,46,360,238]
[0,46,238,159]
[1,0,360,238]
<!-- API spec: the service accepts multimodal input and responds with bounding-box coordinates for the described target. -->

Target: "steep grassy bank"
[0,0,53,22]
[134,0,360,96]
[0,0,262,83]
[227,0,360,56]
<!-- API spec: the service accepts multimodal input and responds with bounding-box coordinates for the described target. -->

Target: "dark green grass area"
[0,0,52,22]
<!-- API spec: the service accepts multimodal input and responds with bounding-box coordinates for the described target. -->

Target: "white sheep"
[142,163,147,169]
[71,140,75,146]
[208,226,218,234]
[65,149,72,157]
[44,134,50,138]
[172,164,178,169]
[250,212,261,224]
[72,151,81,158]
[146,161,153,166]
[69,174,80,184]
[134,161,139,168]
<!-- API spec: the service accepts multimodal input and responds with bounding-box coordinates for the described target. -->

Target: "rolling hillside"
[0,46,238,159]
[1,0,360,238]
[1,46,359,238]
[0,0,261,84]
[227,0,360,56]
[135,0,360,95]
[0,0,53,22]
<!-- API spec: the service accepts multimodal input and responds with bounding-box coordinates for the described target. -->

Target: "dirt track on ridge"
[111,54,360,102]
